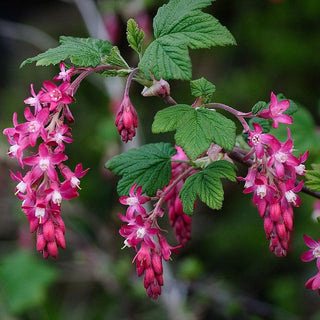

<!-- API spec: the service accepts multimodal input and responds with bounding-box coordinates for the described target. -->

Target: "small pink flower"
[24,84,44,114]
[53,62,74,82]
[301,234,320,262]
[58,163,89,189]
[248,122,280,158]
[259,92,293,128]
[15,107,49,147]
[119,184,150,218]
[40,81,74,111]
[305,259,320,294]
[23,143,68,182]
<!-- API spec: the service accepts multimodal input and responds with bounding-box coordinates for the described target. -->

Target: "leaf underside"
[20,36,113,68]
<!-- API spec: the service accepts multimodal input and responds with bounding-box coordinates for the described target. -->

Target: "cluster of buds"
[3,62,88,258]
[118,183,180,299]
[164,146,193,246]
[240,92,308,256]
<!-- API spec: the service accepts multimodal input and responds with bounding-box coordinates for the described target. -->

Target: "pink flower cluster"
[241,93,308,257]
[118,184,179,299]
[3,62,88,258]
[301,235,320,293]
[164,146,193,246]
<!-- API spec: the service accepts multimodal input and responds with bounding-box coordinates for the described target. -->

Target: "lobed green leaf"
[190,77,216,99]
[20,36,113,68]
[105,142,177,196]
[179,160,237,215]
[152,104,236,160]
[139,0,236,80]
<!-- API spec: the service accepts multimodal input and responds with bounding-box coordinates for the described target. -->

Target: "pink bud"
[276,222,287,240]
[47,241,58,258]
[43,219,55,242]
[145,267,155,285]
[151,252,163,275]
[270,202,281,222]
[36,233,46,251]
[264,217,273,236]
[55,228,66,248]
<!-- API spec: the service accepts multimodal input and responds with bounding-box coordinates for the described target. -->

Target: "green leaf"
[190,77,216,101]
[305,164,320,191]
[152,104,236,160]
[127,18,145,55]
[0,250,58,314]
[152,104,191,133]
[103,46,130,69]
[252,101,267,115]
[20,36,113,68]
[139,38,192,80]
[105,142,177,196]
[139,0,236,80]
[179,160,237,215]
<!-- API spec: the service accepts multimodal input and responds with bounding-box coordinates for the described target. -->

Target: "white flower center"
[313,246,320,258]
[9,144,19,156]
[71,176,80,188]
[52,190,62,206]
[35,207,45,219]
[275,152,287,163]
[285,190,296,204]
[28,121,40,133]
[136,227,146,239]
[54,133,63,144]
[16,181,27,193]
[126,197,139,206]
[39,158,50,171]
[50,89,62,101]
[295,164,305,175]
[257,185,266,198]
[251,134,260,145]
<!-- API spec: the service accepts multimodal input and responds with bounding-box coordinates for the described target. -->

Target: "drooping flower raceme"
[3,62,88,259]
[118,183,180,299]
[240,94,308,257]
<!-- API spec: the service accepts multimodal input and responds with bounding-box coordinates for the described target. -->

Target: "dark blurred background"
[0,0,320,319]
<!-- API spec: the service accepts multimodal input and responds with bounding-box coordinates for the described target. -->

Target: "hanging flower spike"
[258,92,293,129]
[115,94,138,142]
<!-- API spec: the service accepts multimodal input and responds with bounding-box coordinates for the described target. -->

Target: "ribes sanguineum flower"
[259,92,293,128]
[247,122,280,159]
[53,62,74,82]
[119,183,150,218]
[24,84,44,114]
[40,81,74,111]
